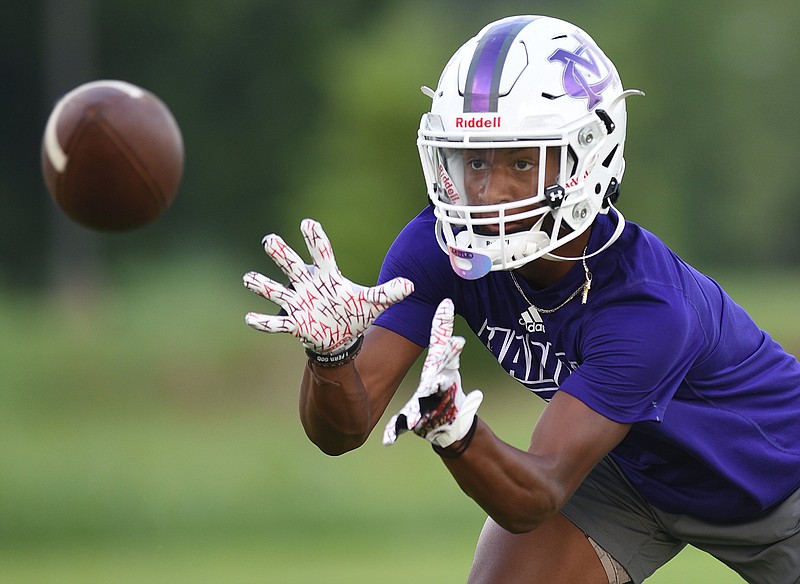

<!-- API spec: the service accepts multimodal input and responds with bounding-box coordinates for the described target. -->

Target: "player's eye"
[513,159,536,171]
[467,158,489,171]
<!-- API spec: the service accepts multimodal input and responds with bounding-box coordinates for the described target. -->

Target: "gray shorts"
[561,457,800,584]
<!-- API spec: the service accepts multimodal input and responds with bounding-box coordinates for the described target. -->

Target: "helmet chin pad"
[447,229,551,279]
[447,246,493,280]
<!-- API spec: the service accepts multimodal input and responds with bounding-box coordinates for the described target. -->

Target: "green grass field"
[4,258,796,582]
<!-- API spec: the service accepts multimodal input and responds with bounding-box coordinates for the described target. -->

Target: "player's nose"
[473,170,519,205]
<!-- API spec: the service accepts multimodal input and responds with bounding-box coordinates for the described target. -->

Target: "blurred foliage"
[2,0,799,290]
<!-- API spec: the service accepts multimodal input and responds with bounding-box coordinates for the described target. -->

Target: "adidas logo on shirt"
[519,307,546,333]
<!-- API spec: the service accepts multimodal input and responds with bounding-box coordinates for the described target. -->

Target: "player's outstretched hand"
[383,298,483,448]
[243,219,414,354]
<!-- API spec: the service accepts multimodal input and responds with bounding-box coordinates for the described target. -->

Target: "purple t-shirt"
[375,206,800,522]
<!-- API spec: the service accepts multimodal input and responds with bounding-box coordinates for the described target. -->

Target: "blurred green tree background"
[1,1,798,582]
[4,0,800,289]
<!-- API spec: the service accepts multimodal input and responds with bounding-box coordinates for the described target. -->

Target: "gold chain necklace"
[509,249,592,314]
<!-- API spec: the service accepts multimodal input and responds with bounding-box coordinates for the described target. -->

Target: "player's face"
[461,147,561,234]
[462,146,561,205]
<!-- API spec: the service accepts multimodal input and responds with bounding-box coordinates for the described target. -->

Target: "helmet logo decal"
[438,164,461,203]
[549,33,617,110]
[455,116,501,128]
[463,16,539,112]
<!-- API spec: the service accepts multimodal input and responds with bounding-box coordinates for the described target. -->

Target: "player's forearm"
[441,419,565,533]
[299,327,424,455]
[299,361,373,455]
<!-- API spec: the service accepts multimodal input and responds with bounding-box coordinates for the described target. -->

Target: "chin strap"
[545,203,626,262]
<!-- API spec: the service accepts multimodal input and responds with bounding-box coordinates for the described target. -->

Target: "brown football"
[41,80,184,231]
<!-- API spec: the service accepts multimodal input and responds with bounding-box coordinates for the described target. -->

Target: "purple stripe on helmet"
[464,16,538,112]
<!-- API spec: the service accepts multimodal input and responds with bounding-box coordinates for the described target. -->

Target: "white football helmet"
[418,15,642,279]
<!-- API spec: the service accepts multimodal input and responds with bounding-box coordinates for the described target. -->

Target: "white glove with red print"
[383,299,483,449]
[243,219,414,355]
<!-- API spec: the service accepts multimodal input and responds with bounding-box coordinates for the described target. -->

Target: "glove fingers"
[262,233,310,285]
[421,334,465,381]
[361,277,415,308]
[429,298,455,347]
[301,219,338,276]
[386,393,424,443]
[461,389,484,419]
[419,299,457,380]
[244,312,299,336]
[243,271,294,307]
[442,336,465,371]
[383,413,410,446]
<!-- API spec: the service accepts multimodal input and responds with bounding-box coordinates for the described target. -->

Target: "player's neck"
[513,230,591,290]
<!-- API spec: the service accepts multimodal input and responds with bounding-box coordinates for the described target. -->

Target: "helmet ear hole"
[566,146,578,177]
[602,145,619,168]
[595,109,616,134]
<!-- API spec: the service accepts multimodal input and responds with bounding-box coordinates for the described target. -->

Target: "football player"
[244,15,800,584]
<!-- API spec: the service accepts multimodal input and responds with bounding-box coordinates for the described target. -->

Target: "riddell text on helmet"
[455,116,502,128]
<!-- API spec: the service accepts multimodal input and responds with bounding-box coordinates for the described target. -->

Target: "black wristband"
[305,335,364,368]
[432,416,479,459]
